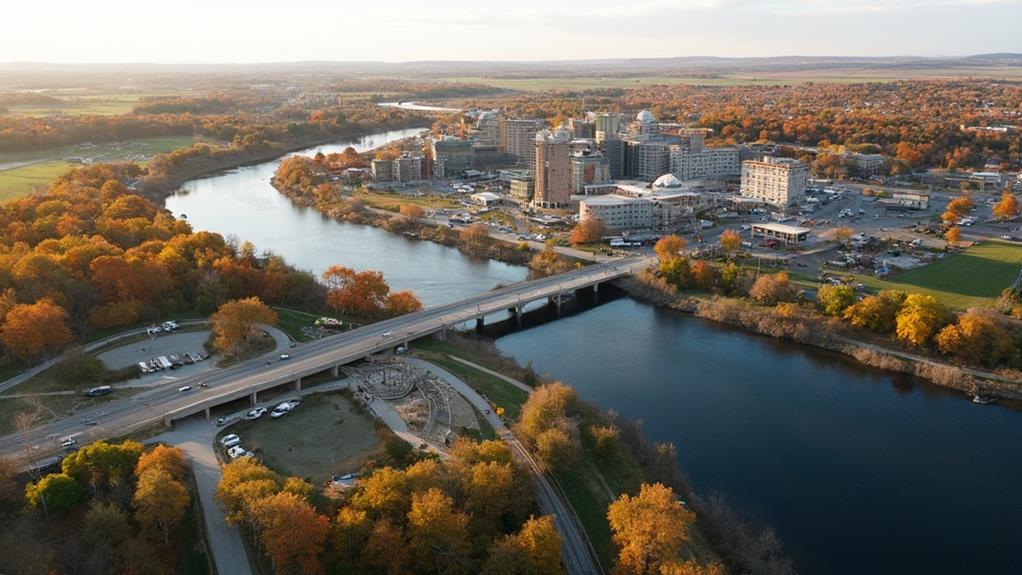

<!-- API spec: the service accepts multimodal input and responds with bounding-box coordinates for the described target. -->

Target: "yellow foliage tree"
[607,483,696,575]
[210,296,277,357]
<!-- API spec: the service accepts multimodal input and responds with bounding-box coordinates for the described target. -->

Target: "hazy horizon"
[3,0,1021,64]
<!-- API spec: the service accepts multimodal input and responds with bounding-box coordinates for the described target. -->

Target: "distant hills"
[1,53,1020,81]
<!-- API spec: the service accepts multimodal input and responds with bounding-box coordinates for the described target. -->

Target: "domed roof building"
[637,110,656,123]
[652,173,684,190]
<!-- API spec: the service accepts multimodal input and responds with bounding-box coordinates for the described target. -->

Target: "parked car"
[215,415,234,427]
[227,445,248,459]
[83,385,112,397]
[244,407,268,420]
[270,403,292,419]
[220,434,240,447]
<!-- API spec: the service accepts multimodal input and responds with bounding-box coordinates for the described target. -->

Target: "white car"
[61,437,78,450]
[219,434,240,447]
[270,403,292,419]
[245,407,268,420]
[178,385,192,393]
[227,445,248,459]
[381,331,392,338]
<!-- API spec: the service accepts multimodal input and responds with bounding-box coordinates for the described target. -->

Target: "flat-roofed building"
[579,195,653,231]
[432,137,474,178]
[371,158,394,183]
[509,177,535,205]
[570,150,611,194]
[534,129,573,209]
[751,222,811,244]
[847,153,887,176]
[741,157,807,207]
[394,152,423,184]
[670,145,740,181]
[474,111,502,148]
[502,118,546,168]
[625,139,671,182]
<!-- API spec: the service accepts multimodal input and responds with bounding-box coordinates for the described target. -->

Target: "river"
[165,129,1022,575]
[165,128,526,306]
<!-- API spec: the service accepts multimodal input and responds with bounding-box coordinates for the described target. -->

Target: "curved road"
[0,257,649,465]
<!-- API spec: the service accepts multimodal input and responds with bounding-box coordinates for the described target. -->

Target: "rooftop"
[752,222,811,235]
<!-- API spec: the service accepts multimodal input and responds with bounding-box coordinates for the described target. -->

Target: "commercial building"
[509,176,535,205]
[751,222,811,244]
[878,191,930,210]
[570,150,611,194]
[741,157,807,207]
[579,195,653,231]
[533,129,573,209]
[432,137,475,178]
[847,153,887,176]
[625,139,671,182]
[568,118,596,139]
[600,137,626,179]
[502,118,546,168]
[594,113,622,140]
[370,158,394,183]
[394,152,423,184]
[670,145,740,181]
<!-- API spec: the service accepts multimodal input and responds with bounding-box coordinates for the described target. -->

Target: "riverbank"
[142,122,427,200]
[614,274,1022,401]
[414,335,791,574]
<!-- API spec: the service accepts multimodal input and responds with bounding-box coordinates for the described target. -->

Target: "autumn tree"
[941,194,974,225]
[0,299,73,361]
[895,294,949,348]
[216,457,280,525]
[482,515,564,575]
[83,500,133,550]
[135,444,186,481]
[351,467,411,519]
[517,382,580,471]
[61,440,144,494]
[607,483,695,575]
[25,473,84,513]
[719,229,741,258]
[384,290,423,316]
[659,257,692,289]
[691,260,716,291]
[134,468,189,544]
[944,226,961,247]
[749,272,793,305]
[843,290,905,334]
[252,492,329,575]
[654,235,687,262]
[817,284,856,316]
[461,223,491,249]
[406,488,471,575]
[830,226,854,245]
[363,518,411,575]
[322,265,391,317]
[659,561,726,575]
[570,218,608,245]
[993,191,1019,222]
[210,297,277,357]
[400,204,426,221]
[935,309,1015,367]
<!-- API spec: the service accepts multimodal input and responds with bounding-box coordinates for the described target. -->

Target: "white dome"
[652,173,683,189]
[637,110,656,123]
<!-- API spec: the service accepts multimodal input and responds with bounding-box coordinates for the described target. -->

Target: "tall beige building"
[740,157,807,207]
[502,118,546,168]
[533,129,572,209]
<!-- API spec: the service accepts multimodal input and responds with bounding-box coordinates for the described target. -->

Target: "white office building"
[741,157,807,207]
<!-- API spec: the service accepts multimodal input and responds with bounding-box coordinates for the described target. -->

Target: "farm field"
[0,91,171,116]
[853,240,1022,310]
[0,135,195,201]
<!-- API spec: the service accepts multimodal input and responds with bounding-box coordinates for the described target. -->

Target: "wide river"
[167,129,1022,575]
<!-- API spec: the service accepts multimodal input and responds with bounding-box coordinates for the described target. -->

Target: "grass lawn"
[271,306,322,342]
[232,392,383,486]
[852,240,1022,309]
[354,189,461,212]
[1,92,172,117]
[412,340,530,420]
[0,135,196,202]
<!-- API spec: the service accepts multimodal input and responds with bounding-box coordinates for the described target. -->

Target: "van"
[84,385,112,397]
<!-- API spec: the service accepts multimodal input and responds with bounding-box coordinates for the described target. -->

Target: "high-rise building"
[432,137,474,178]
[509,176,535,206]
[600,137,626,179]
[594,113,621,140]
[474,111,502,148]
[394,152,423,184]
[570,150,611,194]
[625,139,671,182]
[630,110,659,138]
[371,158,394,183]
[533,129,572,209]
[669,135,740,181]
[741,157,807,207]
[568,118,596,139]
[502,118,546,168]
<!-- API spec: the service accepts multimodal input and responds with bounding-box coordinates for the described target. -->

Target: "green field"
[0,135,196,202]
[853,241,1022,310]
[0,92,171,117]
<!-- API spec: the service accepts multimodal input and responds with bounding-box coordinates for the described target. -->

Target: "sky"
[2,0,1021,63]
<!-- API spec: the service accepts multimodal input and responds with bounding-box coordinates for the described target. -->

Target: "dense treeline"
[0,164,326,361]
[0,442,204,575]
[216,438,561,575]
[132,94,273,115]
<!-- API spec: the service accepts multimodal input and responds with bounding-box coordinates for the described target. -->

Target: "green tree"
[817,284,856,316]
[61,440,144,494]
[25,473,84,513]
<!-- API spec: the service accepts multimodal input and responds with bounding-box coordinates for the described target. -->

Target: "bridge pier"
[331,365,339,377]
[294,378,303,392]
[475,316,484,331]
[250,391,258,406]
[204,407,211,421]
[163,415,173,428]
[511,306,523,328]
[548,293,562,316]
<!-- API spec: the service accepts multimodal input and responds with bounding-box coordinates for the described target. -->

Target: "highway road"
[0,256,651,465]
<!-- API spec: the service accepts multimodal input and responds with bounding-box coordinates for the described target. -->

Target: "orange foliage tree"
[252,492,330,575]
[0,299,73,361]
[209,297,277,357]
[570,218,608,246]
